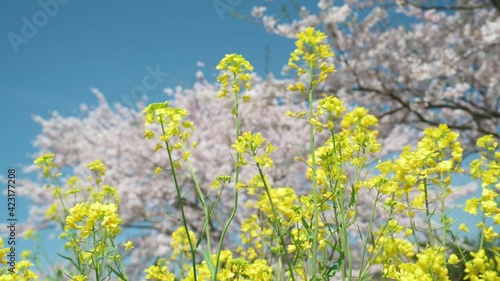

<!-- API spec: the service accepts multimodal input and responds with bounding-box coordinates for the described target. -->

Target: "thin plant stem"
[91,228,99,281]
[47,170,68,215]
[183,149,212,257]
[405,193,421,253]
[439,171,448,267]
[257,164,296,281]
[307,52,319,279]
[214,79,241,281]
[423,178,434,246]
[160,119,198,281]
[358,190,382,278]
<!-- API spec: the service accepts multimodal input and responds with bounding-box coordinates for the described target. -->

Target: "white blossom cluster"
[255,0,499,150]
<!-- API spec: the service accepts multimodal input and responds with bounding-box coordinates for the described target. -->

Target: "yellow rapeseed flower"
[459,223,470,233]
[288,27,335,90]
[86,160,106,177]
[154,167,162,175]
[170,227,196,257]
[483,226,500,242]
[124,240,134,251]
[33,152,56,178]
[448,254,460,264]
[216,54,254,98]
[477,134,498,150]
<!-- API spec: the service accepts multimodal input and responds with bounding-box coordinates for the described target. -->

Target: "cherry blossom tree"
[253,0,499,151]
[19,80,320,277]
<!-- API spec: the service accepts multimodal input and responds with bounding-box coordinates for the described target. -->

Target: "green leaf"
[301,217,311,231]
[325,257,343,279]
[202,247,215,276]
[108,265,127,280]
[57,253,80,270]
[349,183,356,207]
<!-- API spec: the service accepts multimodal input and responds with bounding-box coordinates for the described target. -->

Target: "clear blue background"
[1,1,299,173]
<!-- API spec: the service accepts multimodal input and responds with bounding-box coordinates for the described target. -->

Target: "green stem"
[257,165,296,281]
[160,120,197,281]
[214,82,241,281]
[439,172,448,267]
[405,193,421,252]
[329,127,347,278]
[307,54,319,279]
[479,216,486,250]
[423,178,434,246]
[91,228,99,281]
[184,150,212,256]
[335,192,351,280]
[358,190,382,278]
[363,214,395,278]
[47,169,68,215]
[214,190,239,280]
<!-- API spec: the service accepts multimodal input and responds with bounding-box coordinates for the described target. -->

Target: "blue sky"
[0,0,301,175]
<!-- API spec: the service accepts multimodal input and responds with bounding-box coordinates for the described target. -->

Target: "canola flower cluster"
[231,132,276,169]
[287,27,335,89]
[4,157,133,280]
[0,237,38,280]
[1,27,499,281]
[216,53,253,99]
